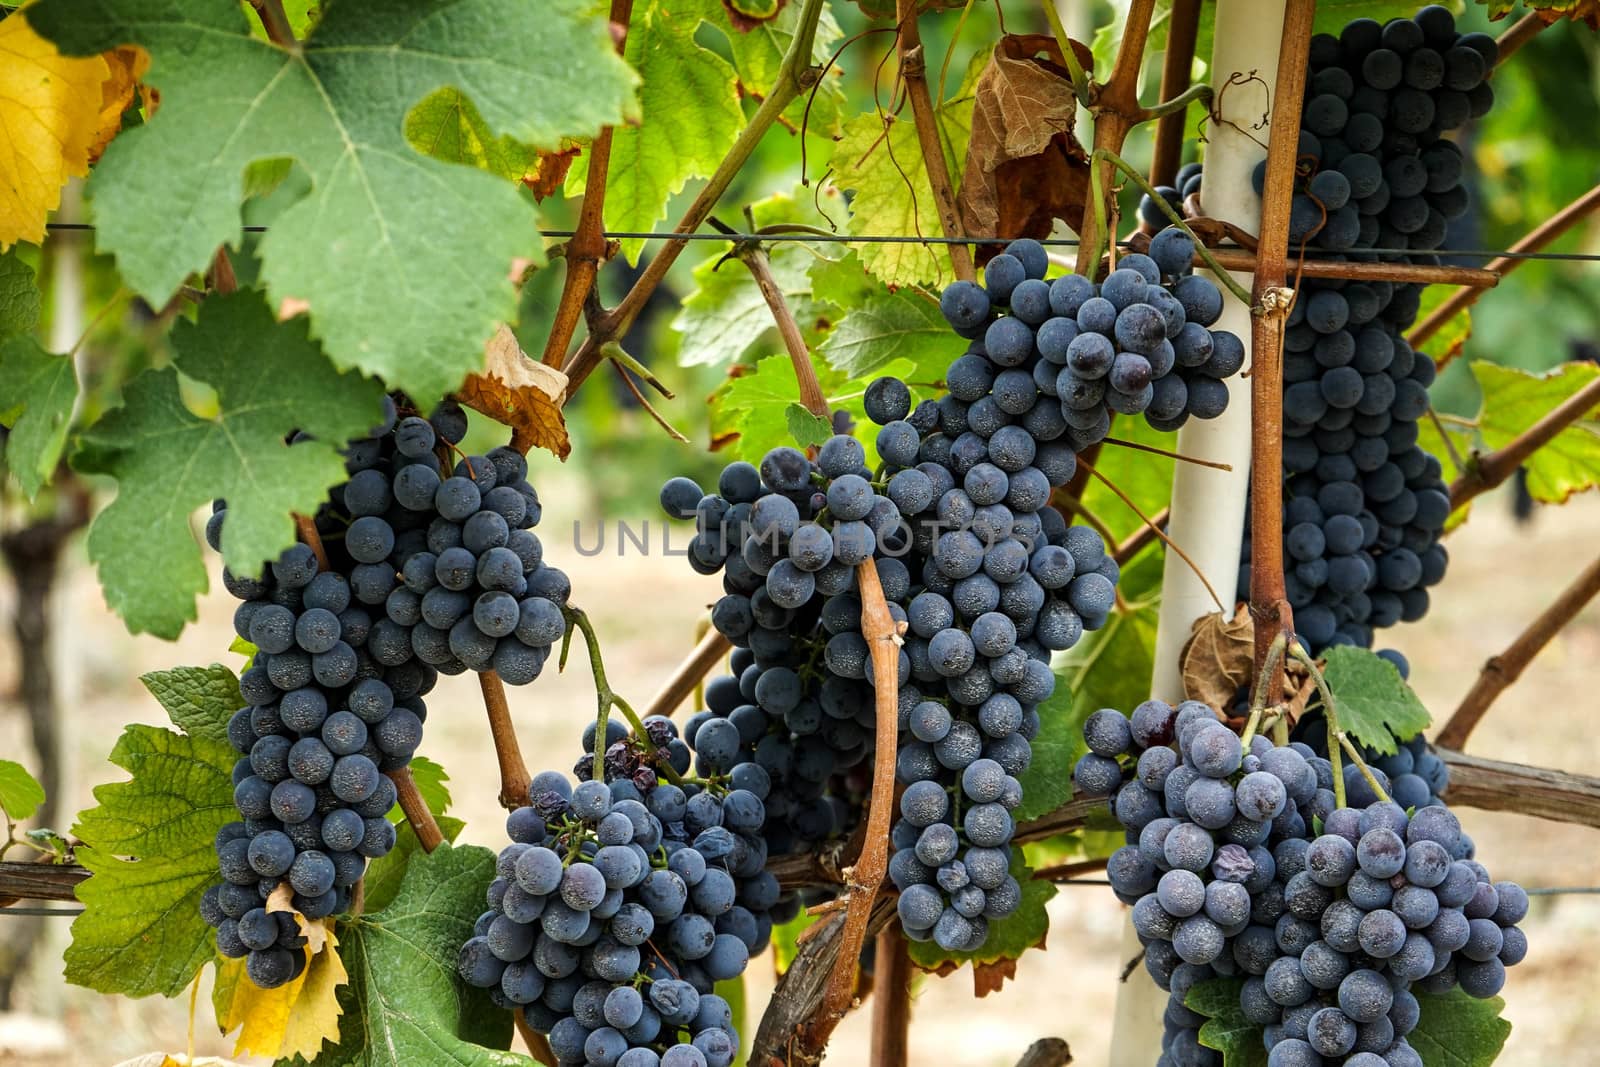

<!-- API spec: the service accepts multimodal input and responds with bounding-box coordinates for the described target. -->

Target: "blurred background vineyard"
[3,1,1599,1064]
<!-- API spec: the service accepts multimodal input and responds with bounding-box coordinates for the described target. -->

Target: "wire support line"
[34,222,1600,264]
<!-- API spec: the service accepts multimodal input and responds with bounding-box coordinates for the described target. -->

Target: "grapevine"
[0,2,1597,1067]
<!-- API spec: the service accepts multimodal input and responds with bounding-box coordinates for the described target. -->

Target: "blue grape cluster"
[458,717,783,1067]
[1074,700,1527,1066]
[940,233,1245,437]
[1163,6,1496,653]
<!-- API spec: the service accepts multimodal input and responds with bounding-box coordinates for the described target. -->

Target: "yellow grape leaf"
[91,44,150,162]
[113,1055,249,1067]
[0,7,108,247]
[454,323,571,459]
[213,896,346,1061]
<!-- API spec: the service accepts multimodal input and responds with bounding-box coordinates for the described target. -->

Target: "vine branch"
[798,560,902,1056]
[1200,248,1498,288]
[1246,0,1317,678]
[1148,0,1202,188]
[870,926,912,1067]
[1448,375,1600,510]
[736,239,830,417]
[1495,10,1548,62]
[562,0,827,396]
[642,628,733,721]
[1436,550,1600,750]
[1074,0,1157,276]
[1411,182,1600,357]
[541,0,635,367]
[1040,0,1092,107]
[895,0,974,282]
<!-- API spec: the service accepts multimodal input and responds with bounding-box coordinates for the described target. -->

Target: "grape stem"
[1090,149,1255,308]
[640,628,733,721]
[1287,643,1392,806]
[386,767,444,852]
[894,0,975,282]
[1239,630,1288,748]
[244,0,296,48]
[1039,0,1092,108]
[478,670,534,810]
[1074,0,1157,276]
[733,237,831,418]
[869,927,912,1067]
[560,606,684,786]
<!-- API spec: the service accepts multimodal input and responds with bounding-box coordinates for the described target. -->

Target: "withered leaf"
[972,954,1020,997]
[958,34,1092,252]
[454,324,571,459]
[1180,610,1255,711]
[524,144,581,202]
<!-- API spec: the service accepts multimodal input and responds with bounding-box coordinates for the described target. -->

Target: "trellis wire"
[35,222,1600,263]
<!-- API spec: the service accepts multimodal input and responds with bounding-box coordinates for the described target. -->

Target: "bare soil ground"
[2,485,1597,1066]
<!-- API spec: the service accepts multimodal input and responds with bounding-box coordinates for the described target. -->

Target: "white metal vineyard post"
[1110,1,1287,1062]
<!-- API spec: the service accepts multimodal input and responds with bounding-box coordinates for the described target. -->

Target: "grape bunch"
[200,397,570,988]
[940,231,1245,439]
[458,717,785,1067]
[1073,700,1527,1066]
[1143,6,1495,653]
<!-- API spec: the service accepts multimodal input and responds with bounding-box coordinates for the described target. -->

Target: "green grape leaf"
[299,844,527,1067]
[71,290,386,638]
[64,722,237,997]
[1475,0,1598,26]
[139,664,242,747]
[1013,677,1078,823]
[1320,645,1431,756]
[404,87,540,183]
[0,336,77,497]
[809,246,879,310]
[712,0,847,134]
[906,861,1055,981]
[401,755,454,822]
[785,403,834,449]
[0,758,46,822]
[674,248,819,369]
[361,815,466,915]
[1409,989,1513,1067]
[1187,978,1268,1067]
[709,352,889,462]
[828,56,980,287]
[27,0,638,402]
[1079,415,1182,543]
[570,2,743,265]
[819,288,956,382]
[1414,285,1473,367]
[1472,360,1600,506]
[0,248,41,341]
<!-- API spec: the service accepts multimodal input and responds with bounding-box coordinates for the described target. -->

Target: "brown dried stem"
[479,671,533,810]
[1148,0,1202,188]
[738,242,829,417]
[1079,458,1224,612]
[1411,182,1600,358]
[386,767,444,853]
[800,560,902,1056]
[870,926,913,1067]
[1114,507,1167,564]
[641,628,733,720]
[293,513,331,572]
[1438,748,1600,827]
[895,0,974,282]
[1103,435,1232,472]
[1074,0,1157,276]
[1448,375,1600,510]
[562,0,826,395]
[246,0,296,48]
[1033,856,1110,883]
[1495,11,1548,63]
[514,1012,557,1066]
[1436,551,1600,750]
[1247,0,1317,675]
[1203,248,1498,288]
[541,0,635,367]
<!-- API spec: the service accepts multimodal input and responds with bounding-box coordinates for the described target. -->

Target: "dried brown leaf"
[92,46,149,162]
[958,34,1092,252]
[455,324,572,459]
[972,955,1019,997]
[1180,611,1255,710]
[523,145,581,202]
